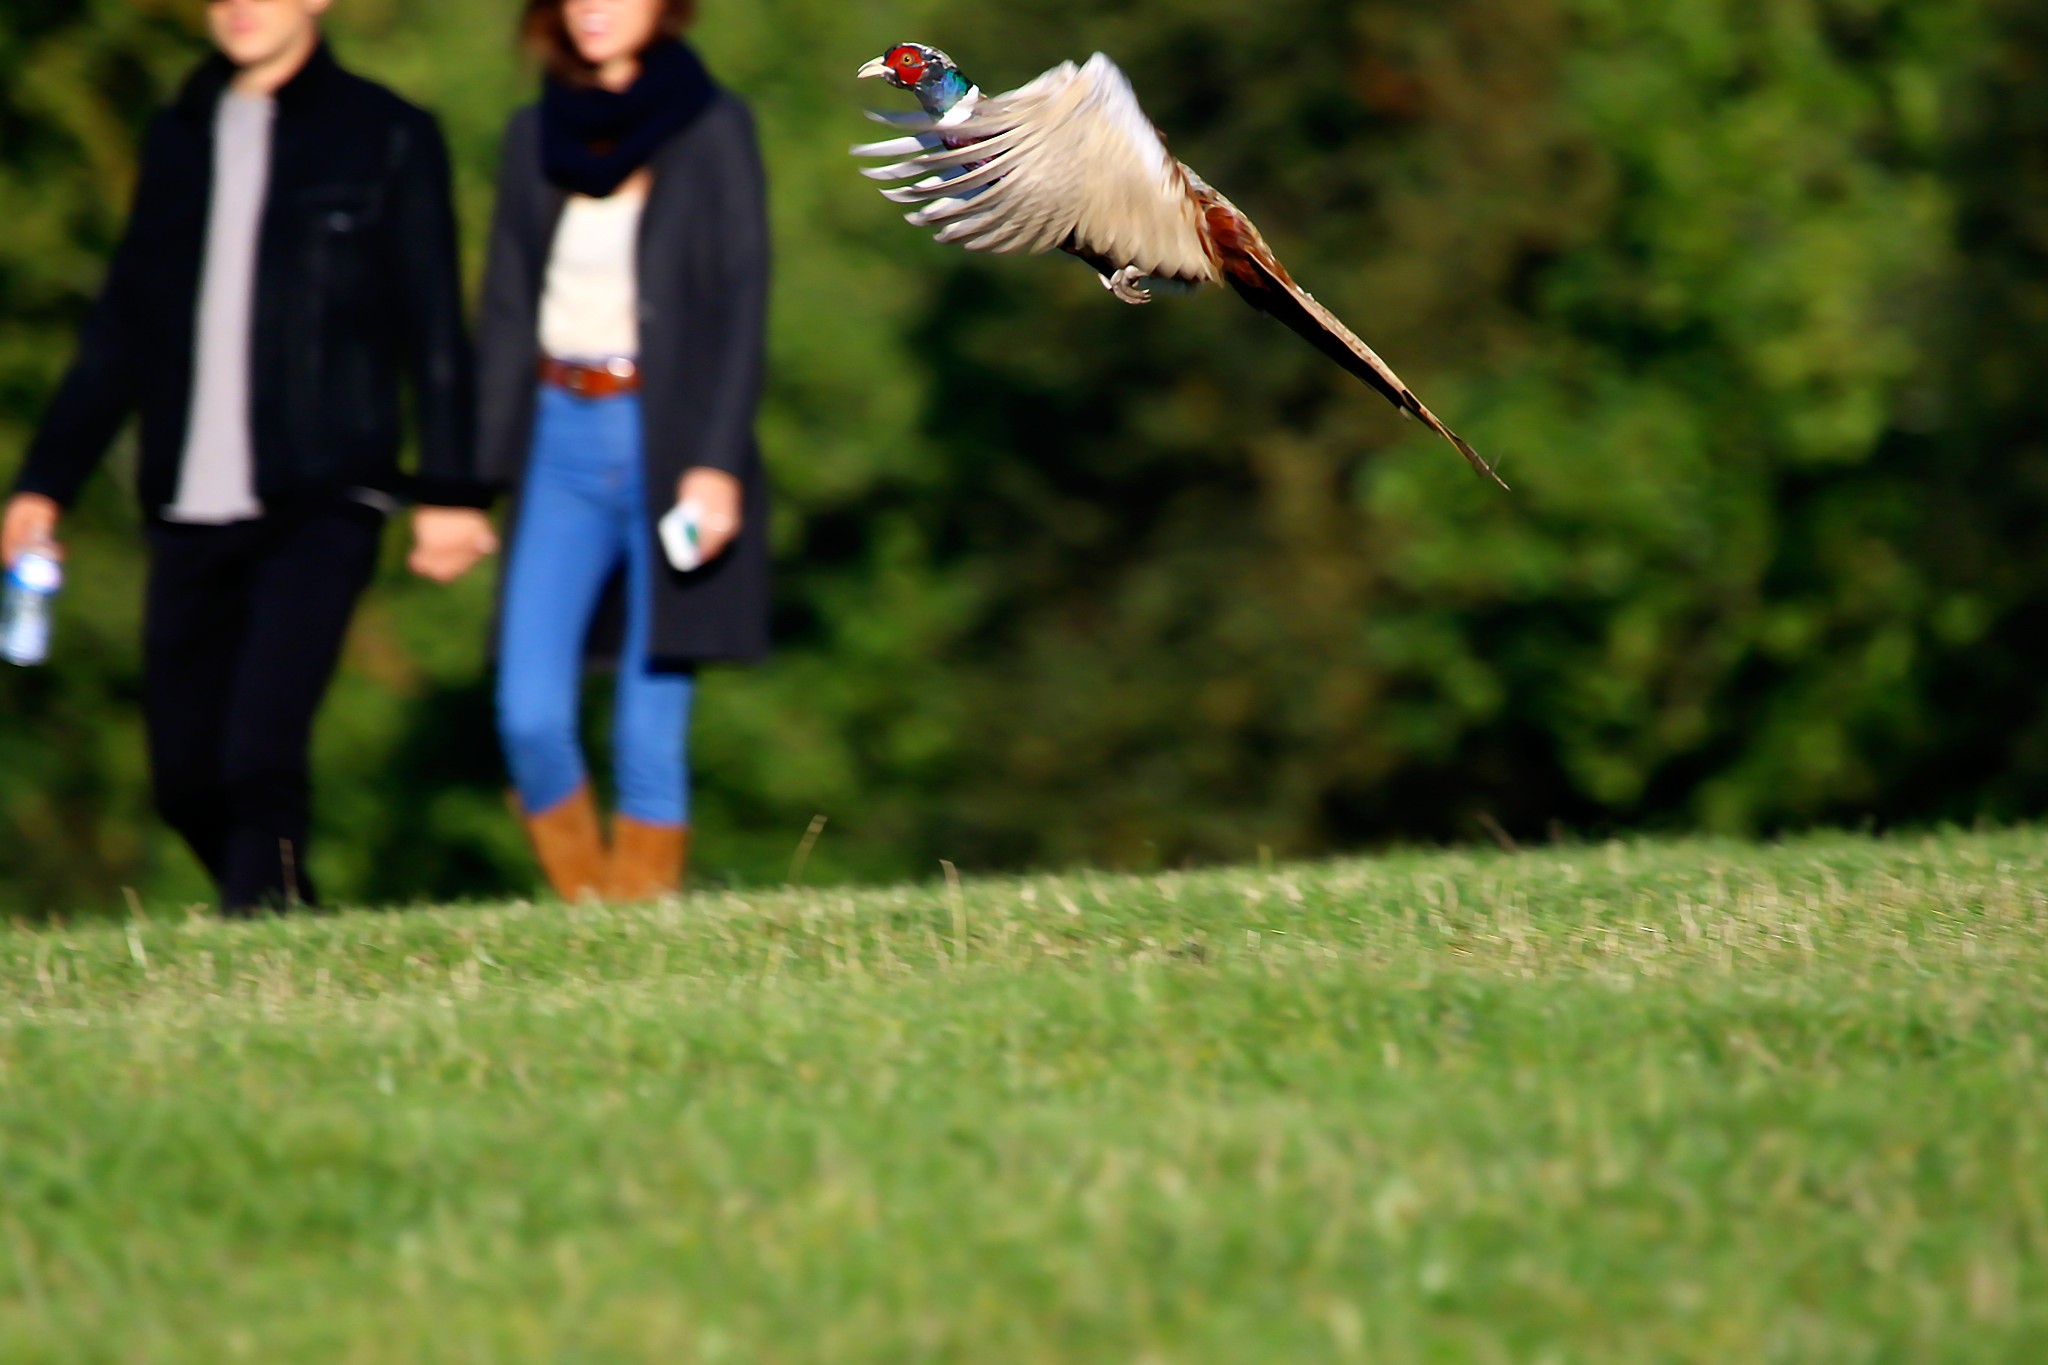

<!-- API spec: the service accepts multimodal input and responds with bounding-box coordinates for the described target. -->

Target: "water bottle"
[1,542,63,667]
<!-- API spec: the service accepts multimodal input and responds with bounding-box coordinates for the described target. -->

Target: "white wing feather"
[853,54,1217,285]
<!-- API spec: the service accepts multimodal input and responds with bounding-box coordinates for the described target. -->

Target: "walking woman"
[479,0,769,900]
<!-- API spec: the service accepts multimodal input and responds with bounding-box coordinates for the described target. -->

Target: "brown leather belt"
[538,355,641,398]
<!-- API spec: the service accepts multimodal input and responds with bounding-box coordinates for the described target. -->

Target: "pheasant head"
[857,42,975,117]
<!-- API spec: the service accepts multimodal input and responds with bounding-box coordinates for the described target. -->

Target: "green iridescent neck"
[918,67,974,117]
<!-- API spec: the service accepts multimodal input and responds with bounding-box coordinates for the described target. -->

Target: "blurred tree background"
[1,0,2044,916]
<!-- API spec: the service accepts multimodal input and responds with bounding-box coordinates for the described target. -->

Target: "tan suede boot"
[516,784,608,902]
[608,816,690,901]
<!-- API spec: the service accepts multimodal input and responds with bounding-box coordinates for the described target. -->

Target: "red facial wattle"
[890,47,928,85]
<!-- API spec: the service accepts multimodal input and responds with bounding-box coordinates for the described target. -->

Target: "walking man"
[1,0,499,913]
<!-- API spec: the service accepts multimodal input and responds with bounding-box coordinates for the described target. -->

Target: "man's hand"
[678,468,743,564]
[2,494,62,569]
[408,506,498,584]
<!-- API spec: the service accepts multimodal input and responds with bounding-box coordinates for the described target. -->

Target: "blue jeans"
[497,387,693,825]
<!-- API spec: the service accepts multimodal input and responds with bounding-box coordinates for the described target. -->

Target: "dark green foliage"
[2,0,2045,914]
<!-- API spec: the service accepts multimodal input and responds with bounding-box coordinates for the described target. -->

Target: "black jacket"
[478,94,770,665]
[15,44,486,512]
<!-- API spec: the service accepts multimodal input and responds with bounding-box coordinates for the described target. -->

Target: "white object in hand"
[2,543,63,667]
[658,500,705,573]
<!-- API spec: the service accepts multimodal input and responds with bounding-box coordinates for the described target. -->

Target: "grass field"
[3,830,2047,1362]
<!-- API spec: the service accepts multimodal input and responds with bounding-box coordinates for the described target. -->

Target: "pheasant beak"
[856,56,892,82]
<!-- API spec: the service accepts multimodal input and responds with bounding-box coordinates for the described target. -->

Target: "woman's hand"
[2,494,61,568]
[409,507,499,583]
[678,468,743,563]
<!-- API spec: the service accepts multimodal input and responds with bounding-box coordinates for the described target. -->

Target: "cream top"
[539,187,645,362]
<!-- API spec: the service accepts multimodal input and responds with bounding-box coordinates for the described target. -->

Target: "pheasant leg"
[1098,264,1154,305]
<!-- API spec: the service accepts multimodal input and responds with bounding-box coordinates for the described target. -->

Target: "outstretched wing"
[853,54,1218,286]
[1202,198,1506,487]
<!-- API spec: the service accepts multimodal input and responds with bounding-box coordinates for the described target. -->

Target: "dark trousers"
[143,505,383,914]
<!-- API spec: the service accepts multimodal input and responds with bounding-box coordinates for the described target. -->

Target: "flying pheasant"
[853,43,1504,487]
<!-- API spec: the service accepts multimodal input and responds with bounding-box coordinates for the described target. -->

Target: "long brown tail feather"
[1203,202,1507,489]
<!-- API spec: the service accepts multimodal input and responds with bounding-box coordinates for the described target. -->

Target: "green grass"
[4,830,2048,1362]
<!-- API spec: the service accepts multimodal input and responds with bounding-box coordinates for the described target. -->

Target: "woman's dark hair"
[522,0,697,86]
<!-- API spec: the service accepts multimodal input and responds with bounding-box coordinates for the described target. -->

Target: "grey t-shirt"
[167,90,273,524]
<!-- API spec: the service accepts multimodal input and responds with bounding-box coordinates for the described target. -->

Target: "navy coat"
[477,92,771,666]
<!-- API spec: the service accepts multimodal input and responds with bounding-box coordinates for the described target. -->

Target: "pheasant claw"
[1102,265,1153,305]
